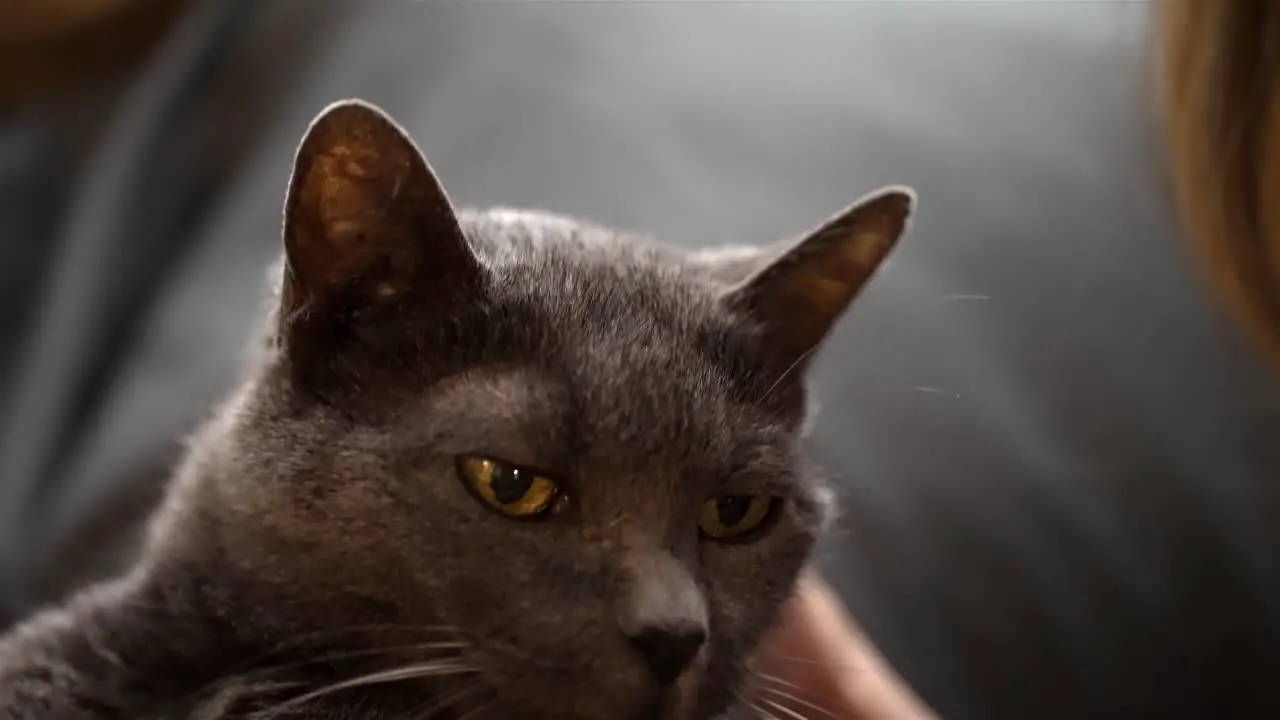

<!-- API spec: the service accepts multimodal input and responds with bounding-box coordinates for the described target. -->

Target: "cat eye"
[698,494,779,542]
[456,455,562,520]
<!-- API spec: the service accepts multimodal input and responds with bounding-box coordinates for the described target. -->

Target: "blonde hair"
[1158,0,1280,369]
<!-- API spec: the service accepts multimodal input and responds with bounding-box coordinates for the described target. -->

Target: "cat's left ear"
[721,186,915,370]
[279,99,481,326]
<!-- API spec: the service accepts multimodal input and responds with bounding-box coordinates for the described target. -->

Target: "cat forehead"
[412,362,793,470]
[462,207,739,346]
[447,209,797,434]
[459,207,719,281]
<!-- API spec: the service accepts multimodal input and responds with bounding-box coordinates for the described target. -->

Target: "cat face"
[205,101,913,720]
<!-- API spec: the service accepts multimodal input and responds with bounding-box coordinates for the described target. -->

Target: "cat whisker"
[757,652,862,670]
[239,641,471,681]
[244,624,466,666]
[177,627,468,709]
[418,678,493,719]
[251,660,479,720]
[755,346,819,408]
[753,677,839,719]
[753,671,805,692]
[758,695,814,720]
[749,700,784,720]
[197,678,308,717]
[733,688,778,720]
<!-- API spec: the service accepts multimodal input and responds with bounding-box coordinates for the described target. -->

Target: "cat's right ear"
[278,100,482,335]
[721,186,915,375]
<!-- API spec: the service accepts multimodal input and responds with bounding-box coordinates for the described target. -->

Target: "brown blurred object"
[1158,0,1280,371]
[0,0,189,107]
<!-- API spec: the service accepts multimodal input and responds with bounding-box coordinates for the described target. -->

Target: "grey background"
[2,1,1278,718]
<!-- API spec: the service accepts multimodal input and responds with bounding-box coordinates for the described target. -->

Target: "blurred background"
[2,1,1279,719]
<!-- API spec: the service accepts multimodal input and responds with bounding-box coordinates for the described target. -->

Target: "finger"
[757,569,941,719]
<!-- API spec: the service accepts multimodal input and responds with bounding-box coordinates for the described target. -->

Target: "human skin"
[754,569,939,719]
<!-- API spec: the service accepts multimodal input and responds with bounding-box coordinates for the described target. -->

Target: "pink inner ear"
[726,188,912,366]
[794,226,898,316]
[280,102,483,328]
[285,135,420,300]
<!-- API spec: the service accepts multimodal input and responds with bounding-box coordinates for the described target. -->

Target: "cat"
[0,100,915,720]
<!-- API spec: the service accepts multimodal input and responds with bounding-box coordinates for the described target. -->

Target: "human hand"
[751,569,939,719]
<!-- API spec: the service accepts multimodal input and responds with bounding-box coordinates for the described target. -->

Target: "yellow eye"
[698,495,778,541]
[457,456,561,519]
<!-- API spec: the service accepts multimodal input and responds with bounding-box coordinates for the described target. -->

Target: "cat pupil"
[492,465,532,505]
[716,496,752,526]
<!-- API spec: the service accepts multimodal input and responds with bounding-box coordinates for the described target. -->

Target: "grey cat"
[0,101,914,720]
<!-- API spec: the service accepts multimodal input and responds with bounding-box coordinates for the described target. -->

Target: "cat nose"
[626,624,708,684]
[617,550,709,684]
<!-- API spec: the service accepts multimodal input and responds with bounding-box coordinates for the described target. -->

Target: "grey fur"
[0,100,913,720]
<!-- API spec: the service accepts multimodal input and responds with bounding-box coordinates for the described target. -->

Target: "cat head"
[200,100,913,720]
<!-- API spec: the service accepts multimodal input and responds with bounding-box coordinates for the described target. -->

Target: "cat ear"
[722,186,915,370]
[279,100,481,327]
